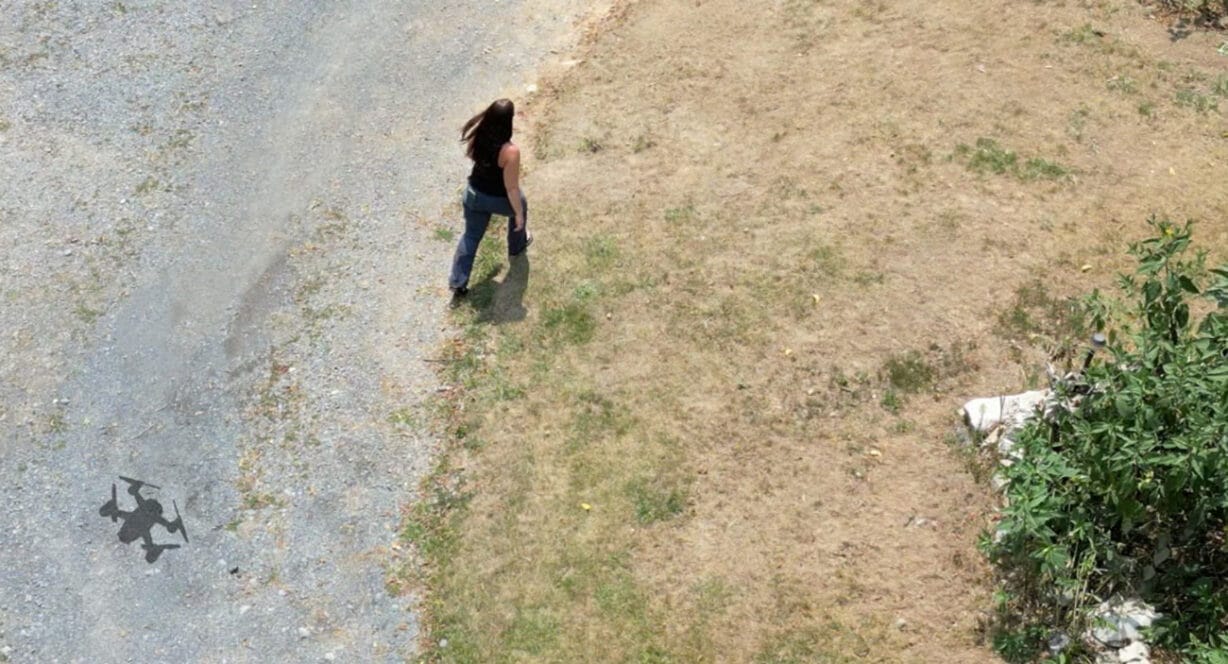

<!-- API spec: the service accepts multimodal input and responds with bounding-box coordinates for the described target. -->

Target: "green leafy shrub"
[985,218,1228,659]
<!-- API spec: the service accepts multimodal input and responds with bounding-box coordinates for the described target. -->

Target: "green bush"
[985,218,1228,659]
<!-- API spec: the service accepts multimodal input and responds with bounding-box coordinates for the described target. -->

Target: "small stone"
[324,653,336,661]
[439,638,448,648]
[1116,641,1150,664]
[239,604,251,615]
[298,627,310,638]
[62,249,73,256]
[1088,596,1159,648]
[893,617,907,630]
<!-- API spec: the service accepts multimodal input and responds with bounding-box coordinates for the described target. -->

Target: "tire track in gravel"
[0,2,598,661]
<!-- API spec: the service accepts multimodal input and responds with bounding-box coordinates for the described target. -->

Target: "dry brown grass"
[403,0,1228,661]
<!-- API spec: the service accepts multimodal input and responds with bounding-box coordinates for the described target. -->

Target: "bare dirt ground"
[421,0,1228,661]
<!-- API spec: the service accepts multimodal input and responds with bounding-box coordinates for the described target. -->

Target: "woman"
[448,98,532,297]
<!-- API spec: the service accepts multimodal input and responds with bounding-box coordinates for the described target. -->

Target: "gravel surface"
[0,2,591,661]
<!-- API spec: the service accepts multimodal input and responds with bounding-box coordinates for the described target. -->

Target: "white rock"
[962,390,1048,434]
[1116,641,1150,664]
[1088,596,1159,648]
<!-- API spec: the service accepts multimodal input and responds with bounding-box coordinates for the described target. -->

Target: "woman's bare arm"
[500,143,525,231]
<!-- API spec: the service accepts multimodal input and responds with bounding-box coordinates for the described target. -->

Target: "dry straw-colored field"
[400,0,1228,661]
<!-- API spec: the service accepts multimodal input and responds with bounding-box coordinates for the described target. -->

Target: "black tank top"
[468,143,506,197]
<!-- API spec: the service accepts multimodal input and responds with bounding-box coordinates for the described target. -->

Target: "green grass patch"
[626,476,687,524]
[1175,88,1219,113]
[955,138,1071,182]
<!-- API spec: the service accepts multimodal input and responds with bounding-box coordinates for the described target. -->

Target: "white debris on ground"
[961,389,1048,458]
[962,390,1050,434]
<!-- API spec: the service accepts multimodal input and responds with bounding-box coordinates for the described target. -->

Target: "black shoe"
[450,285,468,297]
[510,232,533,257]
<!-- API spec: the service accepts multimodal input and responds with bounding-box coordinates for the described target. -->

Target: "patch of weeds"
[134,175,162,195]
[572,279,601,302]
[312,206,351,242]
[807,244,845,278]
[45,411,67,435]
[990,621,1047,664]
[994,280,1087,353]
[542,302,597,345]
[1059,23,1104,45]
[579,136,604,154]
[626,476,688,524]
[1175,88,1218,113]
[569,390,632,446]
[1214,74,1228,98]
[771,177,810,200]
[693,577,734,614]
[931,339,978,379]
[955,138,1071,182]
[1138,100,1156,117]
[893,142,933,175]
[1019,157,1069,181]
[73,303,101,325]
[387,407,419,428]
[432,226,455,243]
[631,134,655,153]
[882,350,936,394]
[1107,75,1137,95]
[852,270,884,286]
[1066,107,1090,143]
[664,205,696,224]
[880,389,902,414]
[242,492,281,510]
[0,118,10,132]
[957,138,1017,175]
[584,234,619,269]
[505,607,559,656]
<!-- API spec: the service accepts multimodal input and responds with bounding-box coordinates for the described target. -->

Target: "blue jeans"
[448,185,529,290]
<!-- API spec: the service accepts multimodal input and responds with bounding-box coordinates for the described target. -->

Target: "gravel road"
[0,2,592,661]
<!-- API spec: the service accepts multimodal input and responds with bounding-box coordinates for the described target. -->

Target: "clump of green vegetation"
[1175,88,1219,113]
[985,218,1228,662]
[995,280,1087,354]
[882,350,935,394]
[626,476,687,524]
[955,138,1071,182]
[1058,23,1104,45]
[542,301,597,345]
[808,244,845,278]
[664,205,696,224]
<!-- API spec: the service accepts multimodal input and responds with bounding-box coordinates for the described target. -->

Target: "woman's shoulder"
[498,141,520,165]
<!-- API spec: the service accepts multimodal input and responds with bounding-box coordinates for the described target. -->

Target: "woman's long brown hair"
[461,99,514,164]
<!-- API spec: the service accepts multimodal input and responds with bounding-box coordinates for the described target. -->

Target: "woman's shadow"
[464,254,530,324]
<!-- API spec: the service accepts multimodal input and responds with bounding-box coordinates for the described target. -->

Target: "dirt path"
[0,2,598,661]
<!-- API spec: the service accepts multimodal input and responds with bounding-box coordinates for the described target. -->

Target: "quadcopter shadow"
[99,476,189,563]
